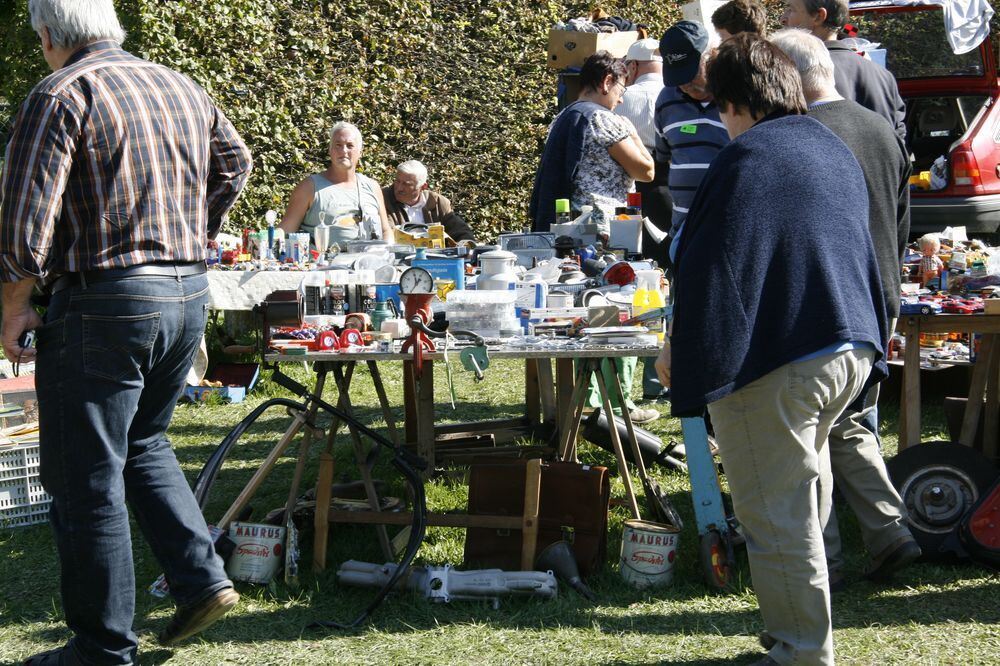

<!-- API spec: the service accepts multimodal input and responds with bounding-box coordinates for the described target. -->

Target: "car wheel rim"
[899,464,980,534]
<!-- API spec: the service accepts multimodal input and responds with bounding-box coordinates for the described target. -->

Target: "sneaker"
[863,535,922,581]
[158,586,240,646]
[628,407,660,424]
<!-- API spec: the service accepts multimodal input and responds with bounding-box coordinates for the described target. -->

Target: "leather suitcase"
[464,458,610,576]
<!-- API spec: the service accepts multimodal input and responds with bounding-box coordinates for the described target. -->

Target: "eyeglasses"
[611,81,626,95]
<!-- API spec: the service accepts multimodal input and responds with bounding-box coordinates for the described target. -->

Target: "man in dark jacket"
[773,27,920,596]
[383,160,475,243]
[657,34,887,665]
[782,0,907,139]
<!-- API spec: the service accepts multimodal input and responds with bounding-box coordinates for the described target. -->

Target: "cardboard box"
[547,30,639,70]
[184,363,260,404]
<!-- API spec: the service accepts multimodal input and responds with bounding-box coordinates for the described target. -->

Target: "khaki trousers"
[821,319,908,573]
[820,381,909,574]
[708,349,874,665]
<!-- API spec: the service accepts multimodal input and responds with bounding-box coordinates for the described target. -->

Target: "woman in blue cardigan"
[657,34,888,665]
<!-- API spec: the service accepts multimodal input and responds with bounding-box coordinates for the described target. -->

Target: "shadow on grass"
[604,657,764,666]
[0,648,173,666]
[2,567,968,647]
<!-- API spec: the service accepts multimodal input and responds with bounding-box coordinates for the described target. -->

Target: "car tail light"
[950,144,983,194]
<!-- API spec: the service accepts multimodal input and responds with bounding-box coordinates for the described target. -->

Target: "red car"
[959,296,986,312]
[940,298,977,314]
[850,1,1000,242]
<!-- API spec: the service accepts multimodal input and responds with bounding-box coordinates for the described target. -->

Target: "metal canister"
[619,519,680,588]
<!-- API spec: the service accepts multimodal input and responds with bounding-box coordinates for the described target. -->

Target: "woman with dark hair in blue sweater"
[656,34,888,665]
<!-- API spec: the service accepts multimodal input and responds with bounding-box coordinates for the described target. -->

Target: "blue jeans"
[641,356,662,397]
[36,273,230,665]
[860,403,881,448]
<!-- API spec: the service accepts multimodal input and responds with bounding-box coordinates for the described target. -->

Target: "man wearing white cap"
[616,37,673,400]
[616,38,664,156]
[615,38,671,269]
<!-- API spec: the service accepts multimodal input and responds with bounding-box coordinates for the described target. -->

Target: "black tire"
[920,305,932,315]
[699,529,732,590]
[886,441,999,561]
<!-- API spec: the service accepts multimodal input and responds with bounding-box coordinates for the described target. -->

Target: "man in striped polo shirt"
[654,21,730,263]
[0,1,252,663]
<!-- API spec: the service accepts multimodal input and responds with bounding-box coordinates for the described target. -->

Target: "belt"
[50,262,207,294]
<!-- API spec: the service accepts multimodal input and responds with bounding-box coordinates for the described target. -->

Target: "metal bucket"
[225,522,286,584]
[620,519,680,588]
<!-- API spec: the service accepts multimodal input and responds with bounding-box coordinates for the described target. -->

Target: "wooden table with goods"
[898,313,1000,459]
[229,344,662,572]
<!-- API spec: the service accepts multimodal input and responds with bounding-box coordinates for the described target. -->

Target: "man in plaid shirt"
[0,2,252,663]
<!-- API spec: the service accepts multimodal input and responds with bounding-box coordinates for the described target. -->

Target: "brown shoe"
[158,586,240,646]
[863,535,922,582]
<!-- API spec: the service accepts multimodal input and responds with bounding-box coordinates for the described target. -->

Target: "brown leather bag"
[464,458,610,576]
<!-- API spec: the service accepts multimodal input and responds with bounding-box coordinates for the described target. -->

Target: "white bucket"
[225,522,286,584]
[620,519,680,588]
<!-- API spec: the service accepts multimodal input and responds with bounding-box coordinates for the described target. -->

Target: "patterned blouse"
[569,106,635,232]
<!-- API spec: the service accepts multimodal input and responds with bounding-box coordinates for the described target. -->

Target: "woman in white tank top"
[280,122,394,245]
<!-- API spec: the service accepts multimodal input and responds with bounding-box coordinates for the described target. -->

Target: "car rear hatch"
[849,2,998,202]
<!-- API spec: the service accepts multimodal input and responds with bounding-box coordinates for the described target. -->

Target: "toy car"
[900,296,942,315]
[962,297,985,312]
[941,299,976,314]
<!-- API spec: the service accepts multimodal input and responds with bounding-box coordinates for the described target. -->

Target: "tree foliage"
[0,1,696,239]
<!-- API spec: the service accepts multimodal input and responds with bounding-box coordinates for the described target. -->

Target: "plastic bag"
[930,155,948,190]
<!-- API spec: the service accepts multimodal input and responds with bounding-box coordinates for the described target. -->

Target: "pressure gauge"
[399,266,435,294]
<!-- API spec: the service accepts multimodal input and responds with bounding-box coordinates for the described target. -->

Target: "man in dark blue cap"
[653,20,730,263]
[643,20,730,401]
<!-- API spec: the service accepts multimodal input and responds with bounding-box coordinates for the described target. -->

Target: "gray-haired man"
[771,28,919,596]
[1,1,252,663]
[382,160,475,242]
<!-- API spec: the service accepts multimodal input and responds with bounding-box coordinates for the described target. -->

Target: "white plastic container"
[446,290,519,337]
[515,275,547,310]
[225,522,286,584]
[0,442,50,528]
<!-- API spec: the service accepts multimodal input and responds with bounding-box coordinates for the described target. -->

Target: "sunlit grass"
[2,360,997,665]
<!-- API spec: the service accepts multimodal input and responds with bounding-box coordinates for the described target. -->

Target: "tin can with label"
[225,522,286,584]
[619,519,680,588]
[370,331,393,353]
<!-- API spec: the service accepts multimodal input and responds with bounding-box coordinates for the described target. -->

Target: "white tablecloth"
[207,270,307,311]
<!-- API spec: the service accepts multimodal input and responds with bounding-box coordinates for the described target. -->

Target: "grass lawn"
[2,359,998,665]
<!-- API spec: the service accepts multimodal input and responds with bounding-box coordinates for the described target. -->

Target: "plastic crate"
[0,442,51,528]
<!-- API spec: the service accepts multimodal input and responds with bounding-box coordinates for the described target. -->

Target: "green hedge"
[1,1,699,240]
